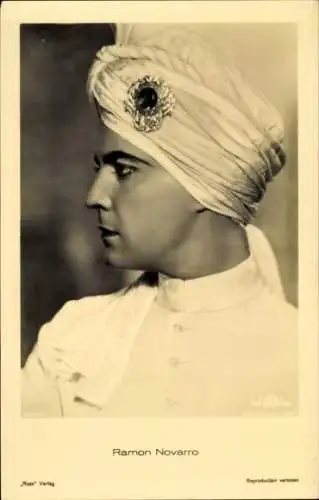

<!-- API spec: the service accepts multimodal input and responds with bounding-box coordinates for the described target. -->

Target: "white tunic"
[21,256,298,418]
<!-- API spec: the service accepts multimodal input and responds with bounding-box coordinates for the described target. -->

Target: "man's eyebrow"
[93,150,151,167]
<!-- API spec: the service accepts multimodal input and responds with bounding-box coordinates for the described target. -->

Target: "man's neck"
[159,212,250,280]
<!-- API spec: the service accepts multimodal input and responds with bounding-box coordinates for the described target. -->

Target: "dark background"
[21,24,298,366]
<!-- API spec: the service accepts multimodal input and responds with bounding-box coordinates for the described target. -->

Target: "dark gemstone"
[136,86,158,111]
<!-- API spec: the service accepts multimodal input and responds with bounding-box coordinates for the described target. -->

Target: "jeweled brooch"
[124,74,176,133]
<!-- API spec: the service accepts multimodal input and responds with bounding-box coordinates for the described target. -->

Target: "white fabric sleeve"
[21,300,77,418]
[21,331,63,418]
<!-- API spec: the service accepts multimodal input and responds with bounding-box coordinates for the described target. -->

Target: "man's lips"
[98,224,119,238]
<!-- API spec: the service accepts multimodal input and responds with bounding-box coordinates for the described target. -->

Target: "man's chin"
[103,248,131,270]
[103,249,150,273]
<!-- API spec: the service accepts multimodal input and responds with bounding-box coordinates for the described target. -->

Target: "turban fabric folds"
[87,24,286,225]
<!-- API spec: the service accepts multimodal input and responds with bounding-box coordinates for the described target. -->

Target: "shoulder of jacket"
[44,276,151,327]
[255,289,298,327]
[44,290,123,328]
[53,272,155,317]
[36,287,125,348]
[36,274,155,351]
[32,274,156,380]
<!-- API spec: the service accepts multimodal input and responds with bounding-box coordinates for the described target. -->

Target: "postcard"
[1,1,318,499]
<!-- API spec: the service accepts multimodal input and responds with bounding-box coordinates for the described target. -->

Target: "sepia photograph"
[1,1,318,499]
[21,22,299,418]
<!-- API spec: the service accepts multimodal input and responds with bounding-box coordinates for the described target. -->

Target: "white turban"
[87,23,286,225]
[87,24,287,298]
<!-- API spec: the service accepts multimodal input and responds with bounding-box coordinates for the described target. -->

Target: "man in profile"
[21,24,297,418]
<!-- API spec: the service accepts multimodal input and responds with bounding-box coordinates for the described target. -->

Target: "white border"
[1,2,318,499]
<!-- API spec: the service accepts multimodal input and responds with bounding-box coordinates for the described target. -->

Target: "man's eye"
[116,164,136,178]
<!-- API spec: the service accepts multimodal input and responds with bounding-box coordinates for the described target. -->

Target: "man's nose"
[86,169,116,210]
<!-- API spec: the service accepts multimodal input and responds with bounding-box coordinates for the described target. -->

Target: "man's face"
[86,129,199,272]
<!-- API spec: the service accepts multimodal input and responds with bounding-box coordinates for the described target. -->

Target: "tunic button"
[173,323,184,334]
[168,356,180,368]
[165,397,179,407]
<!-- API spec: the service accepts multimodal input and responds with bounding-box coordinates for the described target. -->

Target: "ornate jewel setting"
[124,74,175,132]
